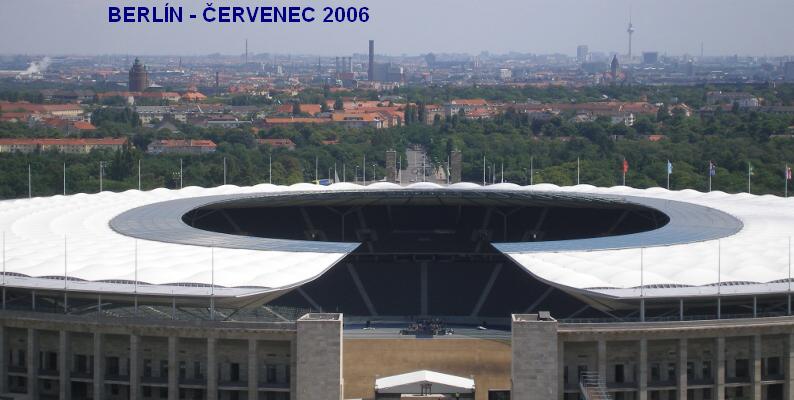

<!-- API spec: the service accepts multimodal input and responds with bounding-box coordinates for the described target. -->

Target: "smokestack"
[368,40,375,81]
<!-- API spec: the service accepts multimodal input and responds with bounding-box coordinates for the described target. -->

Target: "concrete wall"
[511,314,559,400]
[296,313,343,400]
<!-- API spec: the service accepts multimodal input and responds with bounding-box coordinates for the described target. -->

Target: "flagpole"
[786,164,789,198]
[622,158,626,186]
[748,162,751,194]
[667,160,670,190]
[482,155,486,186]
[137,158,141,191]
[530,157,534,185]
[577,157,580,185]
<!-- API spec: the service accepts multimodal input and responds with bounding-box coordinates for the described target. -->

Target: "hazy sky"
[1,0,793,56]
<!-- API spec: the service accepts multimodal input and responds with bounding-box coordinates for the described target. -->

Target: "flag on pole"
[708,161,717,177]
[787,165,792,180]
[622,159,629,174]
[749,163,754,176]
[667,160,672,175]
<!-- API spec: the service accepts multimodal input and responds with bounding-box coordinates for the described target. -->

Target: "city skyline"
[2,0,794,57]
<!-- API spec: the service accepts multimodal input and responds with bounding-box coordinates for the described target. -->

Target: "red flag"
[787,166,792,180]
[622,159,629,174]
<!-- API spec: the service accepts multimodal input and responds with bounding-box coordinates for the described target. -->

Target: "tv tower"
[627,8,635,60]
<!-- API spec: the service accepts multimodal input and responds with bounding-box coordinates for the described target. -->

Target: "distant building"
[147,139,217,154]
[257,138,296,150]
[0,138,127,154]
[610,55,620,81]
[128,58,149,92]
[642,52,659,65]
[706,91,760,108]
[576,45,589,62]
[785,61,794,83]
[368,40,375,81]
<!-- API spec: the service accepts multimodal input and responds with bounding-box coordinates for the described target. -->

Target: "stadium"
[1,182,794,400]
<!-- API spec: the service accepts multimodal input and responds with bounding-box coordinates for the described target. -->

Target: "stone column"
[93,332,104,400]
[786,333,794,400]
[27,328,39,398]
[296,313,343,400]
[511,314,558,400]
[59,330,71,400]
[558,340,565,400]
[168,336,178,400]
[598,339,607,382]
[639,338,648,400]
[207,337,217,400]
[248,339,258,400]
[716,337,725,400]
[678,338,688,400]
[290,338,297,400]
[753,335,762,400]
[129,335,140,400]
[0,325,7,394]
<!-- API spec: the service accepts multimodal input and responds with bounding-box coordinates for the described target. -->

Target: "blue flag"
[708,161,716,177]
[667,160,672,175]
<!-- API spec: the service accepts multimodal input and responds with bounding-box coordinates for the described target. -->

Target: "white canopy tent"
[375,370,475,395]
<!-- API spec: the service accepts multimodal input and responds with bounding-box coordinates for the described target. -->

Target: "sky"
[1,0,794,57]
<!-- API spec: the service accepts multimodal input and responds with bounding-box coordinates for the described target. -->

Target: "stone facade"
[0,310,341,400]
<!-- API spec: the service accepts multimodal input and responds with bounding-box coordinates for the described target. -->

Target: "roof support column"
[248,339,258,400]
[59,330,71,400]
[168,336,178,400]
[716,336,725,400]
[639,338,647,400]
[597,339,607,383]
[678,338,688,400]
[93,332,103,400]
[207,337,217,400]
[420,261,428,317]
[680,299,684,321]
[27,328,39,399]
[558,340,565,400]
[753,334,762,400]
[786,333,794,400]
[129,334,139,400]
[0,325,6,394]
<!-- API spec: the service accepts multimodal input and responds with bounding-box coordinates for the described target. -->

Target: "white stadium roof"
[0,182,792,301]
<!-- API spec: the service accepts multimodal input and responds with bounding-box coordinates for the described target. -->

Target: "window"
[17,350,26,367]
[143,359,152,377]
[143,386,151,397]
[650,363,661,381]
[75,354,89,374]
[266,364,277,384]
[193,361,203,380]
[687,362,694,380]
[179,361,186,380]
[667,363,676,381]
[767,356,781,376]
[230,363,240,382]
[106,356,120,376]
[702,361,712,380]
[614,364,625,383]
[735,359,749,379]
[160,360,168,378]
